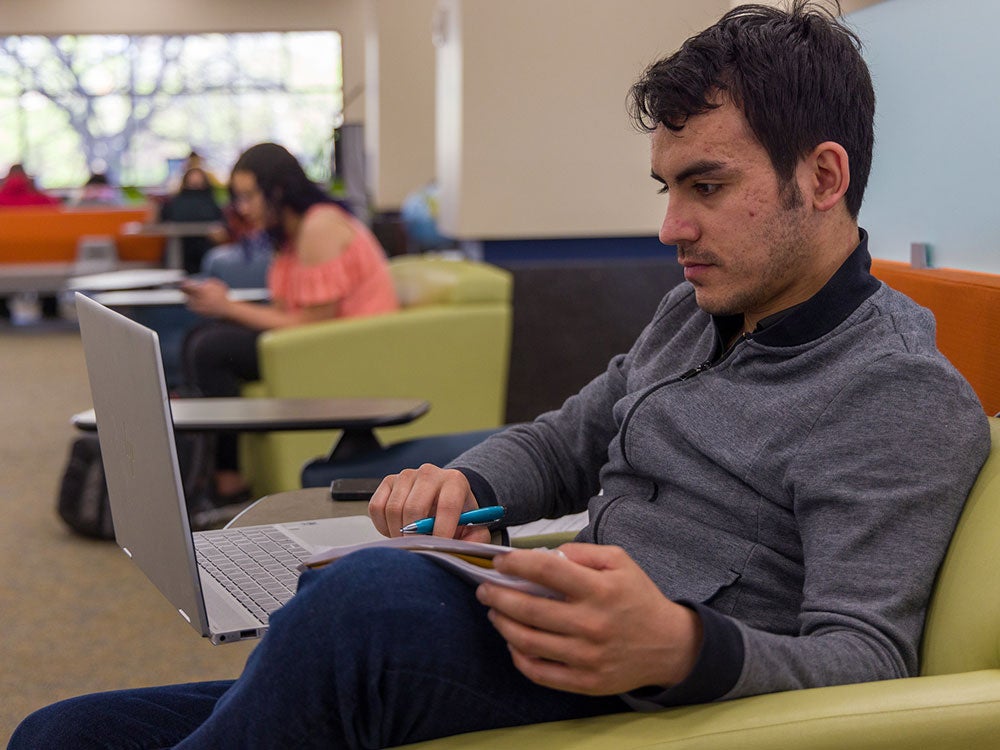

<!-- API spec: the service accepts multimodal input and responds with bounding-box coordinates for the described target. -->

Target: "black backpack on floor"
[56,432,212,540]
[57,435,114,539]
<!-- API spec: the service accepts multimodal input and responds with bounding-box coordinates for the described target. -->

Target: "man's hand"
[182,278,231,317]
[478,543,703,695]
[368,464,490,542]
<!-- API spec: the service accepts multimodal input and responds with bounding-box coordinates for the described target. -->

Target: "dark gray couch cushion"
[503,257,684,423]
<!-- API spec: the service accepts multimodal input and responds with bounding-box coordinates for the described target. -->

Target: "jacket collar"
[712,228,881,349]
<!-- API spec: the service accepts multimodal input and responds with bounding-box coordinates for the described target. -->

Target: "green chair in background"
[240,255,512,497]
[404,417,1000,749]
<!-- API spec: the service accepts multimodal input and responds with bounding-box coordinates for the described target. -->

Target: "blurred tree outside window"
[0,31,342,191]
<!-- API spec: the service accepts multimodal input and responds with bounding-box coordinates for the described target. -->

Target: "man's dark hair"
[628,1,874,217]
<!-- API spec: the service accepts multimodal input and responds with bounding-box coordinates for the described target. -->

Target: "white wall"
[736,0,886,11]
[364,0,438,209]
[850,0,1000,273]
[434,0,729,239]
[1,0,341,34]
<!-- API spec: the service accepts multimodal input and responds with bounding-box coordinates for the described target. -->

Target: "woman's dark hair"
[628,1,874,218]
[230,142,345,243]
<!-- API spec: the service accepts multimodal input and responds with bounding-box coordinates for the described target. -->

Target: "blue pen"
[400,506,506,535]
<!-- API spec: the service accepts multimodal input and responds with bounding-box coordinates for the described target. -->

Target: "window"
[0,31,342,190]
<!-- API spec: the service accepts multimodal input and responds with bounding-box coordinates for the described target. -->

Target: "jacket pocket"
[683,567,742,606]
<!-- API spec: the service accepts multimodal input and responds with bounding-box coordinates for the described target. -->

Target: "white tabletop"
[121,220,225,237]
[65,268,186,291]
[92,287,270,306]
[72,397,431,433]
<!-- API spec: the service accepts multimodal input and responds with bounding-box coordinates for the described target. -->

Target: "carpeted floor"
[0,323,255,744]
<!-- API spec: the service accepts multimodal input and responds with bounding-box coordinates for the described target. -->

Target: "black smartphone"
[329,477,383,502]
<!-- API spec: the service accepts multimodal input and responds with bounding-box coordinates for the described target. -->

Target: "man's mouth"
[679,257,716,282]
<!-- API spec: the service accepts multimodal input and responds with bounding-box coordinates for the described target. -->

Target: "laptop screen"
[75,293,212,635]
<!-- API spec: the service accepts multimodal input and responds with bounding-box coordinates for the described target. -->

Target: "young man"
[11,2,989,748]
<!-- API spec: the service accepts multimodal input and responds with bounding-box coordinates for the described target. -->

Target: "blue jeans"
[10,549,626,749]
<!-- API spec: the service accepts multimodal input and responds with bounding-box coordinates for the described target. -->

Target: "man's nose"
[659,197,699,246]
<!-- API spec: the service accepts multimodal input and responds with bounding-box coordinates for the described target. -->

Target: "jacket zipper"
[598,334,751,541]
[617,359,712,470]
[678,361,713,380]
[617,333,750,470]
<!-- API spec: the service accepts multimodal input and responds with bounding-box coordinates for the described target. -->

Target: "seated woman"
[181,142,399,514]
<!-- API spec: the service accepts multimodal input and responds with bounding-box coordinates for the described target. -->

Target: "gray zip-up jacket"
[453,233,990,706]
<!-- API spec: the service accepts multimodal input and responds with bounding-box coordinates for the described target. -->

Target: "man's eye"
[656,184,669,195]
[694,183,720,196]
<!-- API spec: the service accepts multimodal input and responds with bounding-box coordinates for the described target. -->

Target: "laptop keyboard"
[195,527,310,622]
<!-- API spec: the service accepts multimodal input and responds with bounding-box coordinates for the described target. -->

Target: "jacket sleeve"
[451,293,704,526]
[449,287,698,526]
[450,351,631,526]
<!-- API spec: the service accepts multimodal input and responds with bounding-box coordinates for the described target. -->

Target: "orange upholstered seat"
[872,259,1000,415]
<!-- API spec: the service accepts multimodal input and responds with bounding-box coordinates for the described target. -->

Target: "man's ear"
[807,141,851,212]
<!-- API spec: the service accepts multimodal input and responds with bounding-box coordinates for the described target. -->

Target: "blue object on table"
[401,505,506,535]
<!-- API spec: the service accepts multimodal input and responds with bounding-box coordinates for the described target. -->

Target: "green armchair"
[240,255,512,497]
[404,417,1000,749]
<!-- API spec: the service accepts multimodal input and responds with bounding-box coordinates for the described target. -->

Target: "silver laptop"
[75,292,383,644]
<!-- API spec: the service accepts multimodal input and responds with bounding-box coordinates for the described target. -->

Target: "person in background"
[0,164,60,206]
[198,202,274,289]
[0,163,62,321]
[180,142,399,515]
[69,171,126,207]
[175,149,222,191]
[158,166,225,275]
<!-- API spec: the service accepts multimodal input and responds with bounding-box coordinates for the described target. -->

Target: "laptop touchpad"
[279,516,385,550]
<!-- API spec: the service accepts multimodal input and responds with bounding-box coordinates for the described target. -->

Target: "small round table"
[227,487,368,527]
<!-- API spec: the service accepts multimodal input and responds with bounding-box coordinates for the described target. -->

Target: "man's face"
[651,101,822,328]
